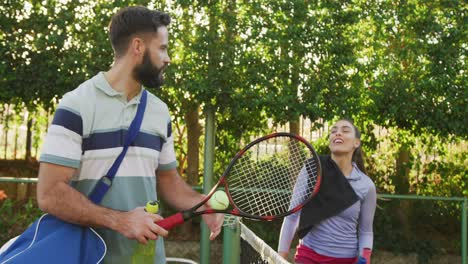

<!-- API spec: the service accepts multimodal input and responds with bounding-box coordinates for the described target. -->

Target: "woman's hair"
[108,6,171,58]
[339,119,367,174]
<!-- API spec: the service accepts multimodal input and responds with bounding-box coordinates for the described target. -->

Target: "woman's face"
[328,120,360,155]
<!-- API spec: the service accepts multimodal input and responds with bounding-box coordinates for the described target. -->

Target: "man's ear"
[129,37,146,60]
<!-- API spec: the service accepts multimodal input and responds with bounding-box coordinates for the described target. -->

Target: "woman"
[278,119,377,264]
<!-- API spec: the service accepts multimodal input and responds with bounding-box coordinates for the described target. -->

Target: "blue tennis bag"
[0,214,106,263]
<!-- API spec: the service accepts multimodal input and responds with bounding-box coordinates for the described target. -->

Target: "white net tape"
[240,223,291,264]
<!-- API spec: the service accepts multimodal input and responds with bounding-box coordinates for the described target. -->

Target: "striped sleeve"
[157,121,177,171]
[39,92,83,169]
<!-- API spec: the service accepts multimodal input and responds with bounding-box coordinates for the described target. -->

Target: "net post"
[201,107,216,264]
[462,198,467,264]
[222,220,240,264]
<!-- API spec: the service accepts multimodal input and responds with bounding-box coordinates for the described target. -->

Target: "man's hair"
[108,6,171,58]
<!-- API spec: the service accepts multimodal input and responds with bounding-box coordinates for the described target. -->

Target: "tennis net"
[239,222,290,264]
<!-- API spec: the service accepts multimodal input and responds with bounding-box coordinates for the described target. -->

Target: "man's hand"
[200,199,224,240]
[116,207,168,244]
[202,212,224,240]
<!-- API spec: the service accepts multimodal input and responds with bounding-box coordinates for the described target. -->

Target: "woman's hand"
[279,251,289,259]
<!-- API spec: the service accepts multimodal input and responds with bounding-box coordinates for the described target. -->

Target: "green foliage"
[362,126,467,197]
[374,198,461,263]
[0,0,465,134]
[0,198,42,246]
[363,0,466,136]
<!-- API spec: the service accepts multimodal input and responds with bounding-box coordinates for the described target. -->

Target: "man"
[37,6,223,264]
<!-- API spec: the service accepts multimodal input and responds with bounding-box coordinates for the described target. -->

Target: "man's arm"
[37,162,168,244]
[156,168,223,240]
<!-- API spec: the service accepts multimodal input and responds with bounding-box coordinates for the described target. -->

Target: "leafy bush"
[0,198,43,246]
[374,198,461,264]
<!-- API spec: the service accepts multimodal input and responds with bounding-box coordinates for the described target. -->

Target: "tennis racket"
[156,132,322,230]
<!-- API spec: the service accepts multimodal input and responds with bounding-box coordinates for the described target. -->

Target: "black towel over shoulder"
[297,155,359,238]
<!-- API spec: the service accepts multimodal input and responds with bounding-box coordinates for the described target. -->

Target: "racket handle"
[156,212,185,230]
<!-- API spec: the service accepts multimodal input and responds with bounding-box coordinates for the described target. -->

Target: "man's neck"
[104,61,141,101]
[331,153,354,177]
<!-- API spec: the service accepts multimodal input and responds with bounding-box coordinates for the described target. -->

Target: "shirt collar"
[348,163,362,181]
[93,72,145,104]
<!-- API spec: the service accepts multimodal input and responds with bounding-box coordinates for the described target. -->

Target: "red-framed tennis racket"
[157,132,322,230]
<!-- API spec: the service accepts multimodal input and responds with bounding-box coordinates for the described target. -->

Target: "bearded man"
[36,6,223,264]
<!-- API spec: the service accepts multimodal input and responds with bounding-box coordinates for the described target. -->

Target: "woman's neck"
[331,153,354,177]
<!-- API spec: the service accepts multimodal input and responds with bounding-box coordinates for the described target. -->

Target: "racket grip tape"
[156,212,185,230]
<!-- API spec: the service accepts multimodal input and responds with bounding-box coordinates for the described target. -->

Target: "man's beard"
[133,50,165,89]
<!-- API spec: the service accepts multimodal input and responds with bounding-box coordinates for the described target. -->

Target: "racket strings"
[227,136,319,217]
[235,156,292,216]
[250,159,291,216]
[230,147,307,216]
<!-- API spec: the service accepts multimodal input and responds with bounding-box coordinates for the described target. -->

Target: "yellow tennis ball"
[145,200,159,214]
[209,190,229,210]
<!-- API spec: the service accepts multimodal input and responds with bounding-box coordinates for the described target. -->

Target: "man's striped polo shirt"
[39,72,175,263]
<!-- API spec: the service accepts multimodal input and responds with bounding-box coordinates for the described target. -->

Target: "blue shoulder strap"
[88,90,148,204]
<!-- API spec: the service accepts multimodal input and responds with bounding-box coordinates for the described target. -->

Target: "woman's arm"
[278,165,311,258]
[278,212,300,258]
[358,183,377,263]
